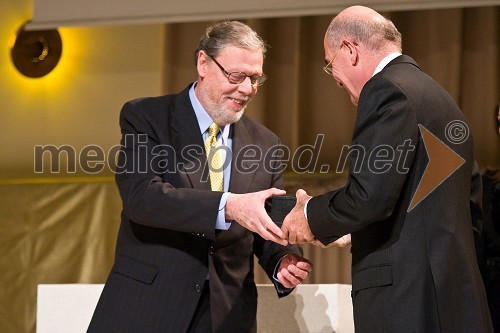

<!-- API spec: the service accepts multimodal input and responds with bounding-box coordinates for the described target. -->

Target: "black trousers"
[187,281,212,333]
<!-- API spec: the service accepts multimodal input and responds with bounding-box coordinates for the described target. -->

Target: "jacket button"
[208,246,214,255]
[194,284,202,293]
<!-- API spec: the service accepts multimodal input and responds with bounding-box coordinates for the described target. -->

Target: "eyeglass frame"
[208,54,268,87]
[323,43,345,75]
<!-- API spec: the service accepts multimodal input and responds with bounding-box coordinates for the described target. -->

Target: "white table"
[37,283,354,333]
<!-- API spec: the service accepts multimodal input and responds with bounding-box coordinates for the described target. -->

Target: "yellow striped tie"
[205,122,224,191]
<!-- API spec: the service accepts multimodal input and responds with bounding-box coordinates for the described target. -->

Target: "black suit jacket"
[88,84,301,333]
[308,56,493,332]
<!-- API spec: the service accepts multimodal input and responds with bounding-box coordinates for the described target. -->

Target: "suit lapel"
[229,118,255,194]
[170,87,211,190]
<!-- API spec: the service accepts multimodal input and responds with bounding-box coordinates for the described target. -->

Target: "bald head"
[338,5,386,22]
[325,5,402,53]
[322,6,403,106]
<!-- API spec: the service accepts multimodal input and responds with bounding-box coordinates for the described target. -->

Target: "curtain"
[0,180,121,333]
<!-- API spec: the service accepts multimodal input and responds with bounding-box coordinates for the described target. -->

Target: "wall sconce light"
[10,22,62,78]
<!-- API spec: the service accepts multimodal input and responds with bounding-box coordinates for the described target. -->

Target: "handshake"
[225,188,351,248]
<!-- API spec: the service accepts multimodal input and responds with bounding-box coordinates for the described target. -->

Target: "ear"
[344,40,359,66]
[197,50,209,78]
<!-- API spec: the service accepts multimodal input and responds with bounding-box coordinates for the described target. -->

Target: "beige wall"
[0,0,164,180]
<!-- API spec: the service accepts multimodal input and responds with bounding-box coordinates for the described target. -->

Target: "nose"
[237,76,256,95]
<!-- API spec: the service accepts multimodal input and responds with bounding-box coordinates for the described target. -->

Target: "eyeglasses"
[209,55,268,87]
[323,44,344,75]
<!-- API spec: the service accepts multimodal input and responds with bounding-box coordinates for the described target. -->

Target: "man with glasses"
[282,5,493,332]
[88,21,312,333]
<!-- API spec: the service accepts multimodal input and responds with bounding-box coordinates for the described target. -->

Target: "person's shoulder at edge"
[121,84,193,117]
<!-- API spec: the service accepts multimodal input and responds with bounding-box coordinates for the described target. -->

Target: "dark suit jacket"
[308,56,493,332]
[87,84,301,333]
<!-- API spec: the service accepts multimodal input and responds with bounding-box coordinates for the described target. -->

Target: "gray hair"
[326,14,402,52]
[194,21,267,64]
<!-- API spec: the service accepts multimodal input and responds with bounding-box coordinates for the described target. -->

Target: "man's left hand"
[277,253,313,288]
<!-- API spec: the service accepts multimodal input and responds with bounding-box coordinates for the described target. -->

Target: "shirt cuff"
[273,255,293,293]
[215,192,232,230]
[303,197,312,220]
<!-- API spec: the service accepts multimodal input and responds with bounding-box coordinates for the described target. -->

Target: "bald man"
[282,6,493,332]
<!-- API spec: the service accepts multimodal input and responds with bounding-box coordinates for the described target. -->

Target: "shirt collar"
[373,52,402,77]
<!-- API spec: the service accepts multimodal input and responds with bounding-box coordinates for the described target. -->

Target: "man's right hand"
[226,188,288,246]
